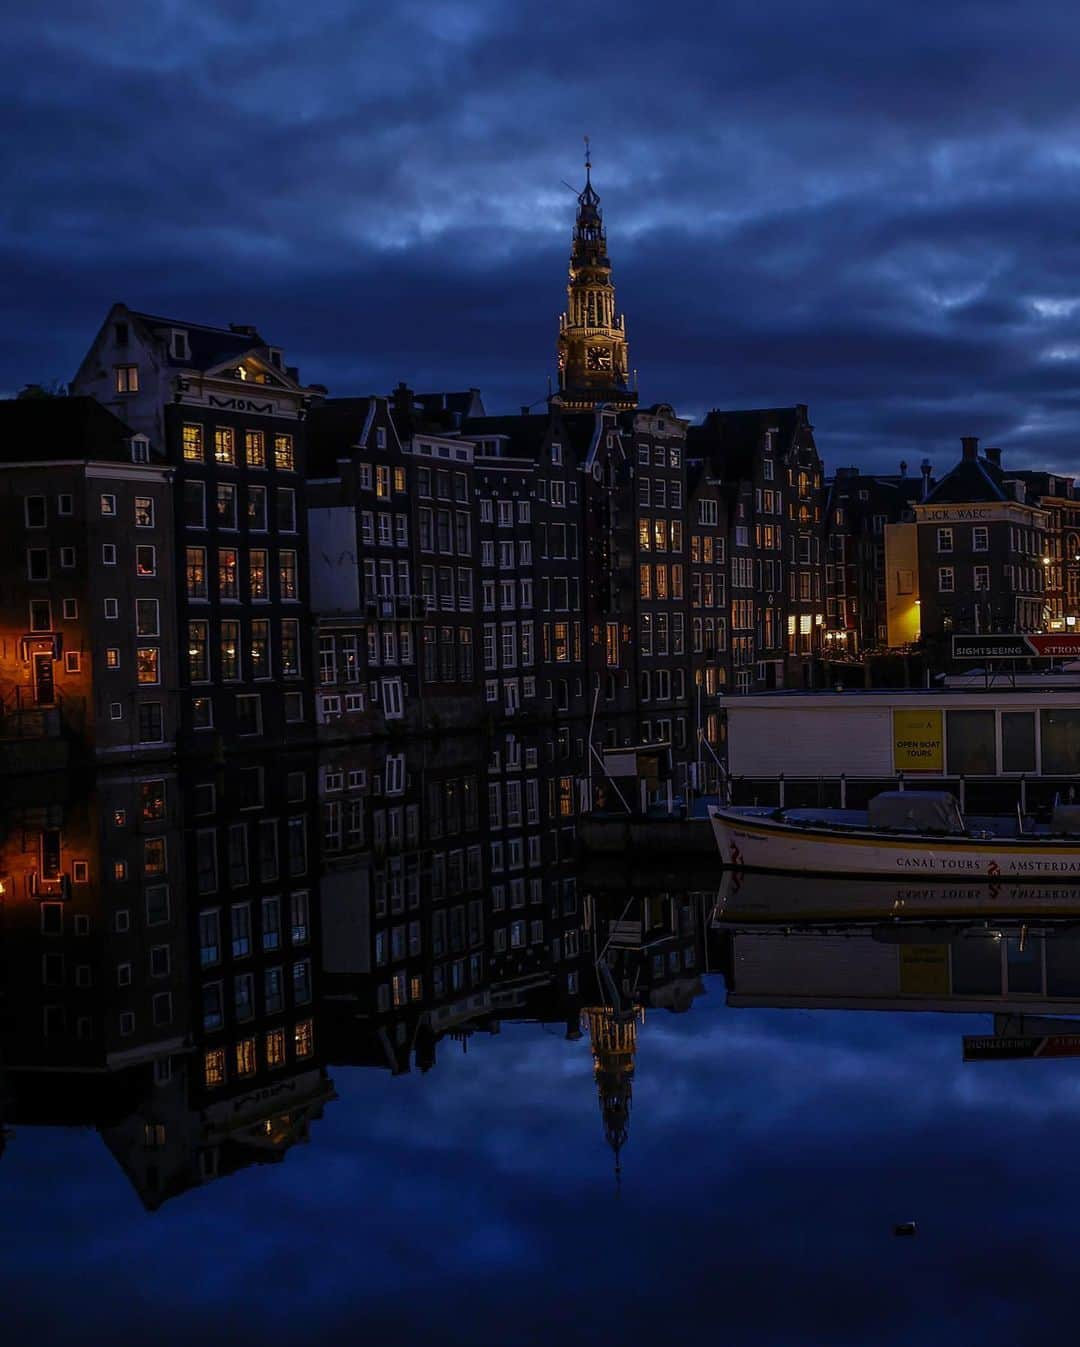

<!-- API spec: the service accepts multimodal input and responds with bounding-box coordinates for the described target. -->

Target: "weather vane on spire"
[584,134,591,181]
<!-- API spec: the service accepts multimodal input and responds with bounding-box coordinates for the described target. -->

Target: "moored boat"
[710,791,1080,881]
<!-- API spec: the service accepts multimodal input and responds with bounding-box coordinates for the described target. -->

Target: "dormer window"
[171,330,189,361]
[376,427,387,449]
[268,349,282,369]
[551,443,563,466]
[131,436,150,464]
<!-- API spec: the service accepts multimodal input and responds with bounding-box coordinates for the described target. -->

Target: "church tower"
[555,142,637,412]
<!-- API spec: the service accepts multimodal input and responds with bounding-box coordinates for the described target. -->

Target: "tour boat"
[710,791,1080,881]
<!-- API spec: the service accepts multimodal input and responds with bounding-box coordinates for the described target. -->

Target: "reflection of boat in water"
[710,791,1080,882]
[714,867,1080,923]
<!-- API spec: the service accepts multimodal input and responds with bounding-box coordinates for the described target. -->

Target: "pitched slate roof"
[0,396,133,464]
[687,406,807,479]
[128,311,269,372]
[463,413,550,457]
[306,397,374,477]
[923,455,1008,505]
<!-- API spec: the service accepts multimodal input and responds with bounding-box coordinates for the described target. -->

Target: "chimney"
[985,446,1002,467]
[899,459,908,478]
[961,436,979,461]
[920,458,933,502]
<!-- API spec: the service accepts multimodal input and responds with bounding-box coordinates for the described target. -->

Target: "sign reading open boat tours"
[892,709,943,772]
[952,633,1080,660]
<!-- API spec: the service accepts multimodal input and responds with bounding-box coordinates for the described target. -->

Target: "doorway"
[33,653,55,705]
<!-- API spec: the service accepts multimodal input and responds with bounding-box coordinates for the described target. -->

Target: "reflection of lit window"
[265,1028,286,1068]
[294,1019,314,1059]
[220,620,240,681]
[141,780,166,820]
[235,1038,256,1076]
[204,1047,226,1087]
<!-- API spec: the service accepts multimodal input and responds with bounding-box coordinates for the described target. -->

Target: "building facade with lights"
[72,306,320,752]
[0,397,179,758]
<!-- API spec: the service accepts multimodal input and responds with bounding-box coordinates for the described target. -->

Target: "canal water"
[2,762,1077,1343]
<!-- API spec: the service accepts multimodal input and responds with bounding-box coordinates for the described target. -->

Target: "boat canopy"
[867,791,965,834]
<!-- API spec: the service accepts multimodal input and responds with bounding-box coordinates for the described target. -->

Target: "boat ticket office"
[724,690,1080,811]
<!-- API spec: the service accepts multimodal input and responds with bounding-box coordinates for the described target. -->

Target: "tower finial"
[584,134,591,183]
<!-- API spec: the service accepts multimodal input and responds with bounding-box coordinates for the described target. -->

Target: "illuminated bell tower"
[556,141,637,412]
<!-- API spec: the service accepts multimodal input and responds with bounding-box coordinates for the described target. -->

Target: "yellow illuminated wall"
[885,522,920,647]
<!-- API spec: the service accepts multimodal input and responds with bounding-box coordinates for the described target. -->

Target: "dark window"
[137,703,164,743]
[945,710,996,775]
[183,480,205,527]
[1040,709,1080,775]
[1001,712,1036,774]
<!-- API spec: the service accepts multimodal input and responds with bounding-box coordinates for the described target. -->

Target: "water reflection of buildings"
[1,747,714,1205]
[0,755,334,1209]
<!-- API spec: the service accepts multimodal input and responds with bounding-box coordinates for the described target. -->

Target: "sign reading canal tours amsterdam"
[952,634,1080,659]
[892,709,944,772]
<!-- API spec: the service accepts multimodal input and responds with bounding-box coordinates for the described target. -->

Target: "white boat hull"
[711,807,1080,881]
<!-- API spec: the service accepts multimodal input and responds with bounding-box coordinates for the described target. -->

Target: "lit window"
[273,434,294,471]
[134,496,154,527]
[214,427,235,465]
[182,424,203,461]
[245,430,266,468]
[136,545,156,576]
[114,365,139,394]
[136,647,159,684]
[204,1048,226,1087]
[106,647,120,669]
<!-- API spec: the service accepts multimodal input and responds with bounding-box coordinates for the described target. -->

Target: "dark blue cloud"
[4,1,1080,473]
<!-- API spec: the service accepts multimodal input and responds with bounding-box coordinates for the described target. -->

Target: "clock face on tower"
[586,345,612,372]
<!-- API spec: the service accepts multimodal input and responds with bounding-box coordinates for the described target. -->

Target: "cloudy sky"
[5,1,1080,474]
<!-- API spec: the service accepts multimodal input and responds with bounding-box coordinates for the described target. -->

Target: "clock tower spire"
[555,141,637,412]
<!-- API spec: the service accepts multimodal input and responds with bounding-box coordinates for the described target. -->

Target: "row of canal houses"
[2,301,831,800]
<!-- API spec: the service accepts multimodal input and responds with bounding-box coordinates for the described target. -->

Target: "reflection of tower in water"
[582,1005,643,1181]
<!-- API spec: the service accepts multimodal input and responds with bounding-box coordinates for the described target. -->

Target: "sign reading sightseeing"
[952,634,1080,660]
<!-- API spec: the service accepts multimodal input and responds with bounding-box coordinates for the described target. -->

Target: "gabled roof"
[127,310,271,373]
[923,456,1008,505]
[464,413,550,458]
[687,405,809,480]
[0,396,133,464]
[306,397,375,477]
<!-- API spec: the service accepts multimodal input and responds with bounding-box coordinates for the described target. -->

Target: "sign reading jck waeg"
[892,709,943,772]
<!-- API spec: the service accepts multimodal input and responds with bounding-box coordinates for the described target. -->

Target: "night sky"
[5,2,1080,474]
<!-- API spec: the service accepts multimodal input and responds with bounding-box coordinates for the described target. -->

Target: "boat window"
[1001,712,1036,774]
[1046,937,1080,996]
[1039,709,1080,775]
[1005,936,1043,995]
[951,938,1001,996]
[945,710,996,776]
